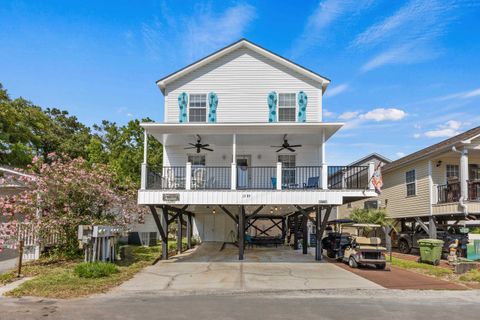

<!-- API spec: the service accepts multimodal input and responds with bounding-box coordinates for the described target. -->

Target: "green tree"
[0,83,91,166]
[87,119,162,188]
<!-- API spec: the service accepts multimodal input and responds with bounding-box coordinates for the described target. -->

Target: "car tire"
[348,257,358,268]
[375,264,386,270]
[398,239,411,254]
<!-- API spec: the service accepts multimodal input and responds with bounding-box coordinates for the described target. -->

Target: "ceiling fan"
[184,135,213,153]
[271,134,302,152]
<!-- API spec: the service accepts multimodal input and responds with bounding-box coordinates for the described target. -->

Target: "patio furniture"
[303,176,319,189]
[271,177,277,189]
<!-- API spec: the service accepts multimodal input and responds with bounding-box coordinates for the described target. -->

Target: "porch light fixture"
[270,209,273,214]
[274,206,278,211]
[212,208,216,214]
[436,160,442,167]
[222,154,227,160]
[257,154,262,160]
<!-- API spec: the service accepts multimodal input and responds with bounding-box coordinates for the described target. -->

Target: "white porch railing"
[142,163,373,191]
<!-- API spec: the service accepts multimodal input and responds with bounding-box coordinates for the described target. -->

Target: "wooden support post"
[187,214,192,249]
[293,215,299,250]
[302,211,308,254]
[161,206,169,260]
[315,206,322,261]
[316,206,332,261]
[17,240,24,277]
[281,218,286,242]
[239,206,245,260]
[177,213,183,253]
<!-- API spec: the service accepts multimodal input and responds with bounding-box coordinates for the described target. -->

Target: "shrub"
[74,262,118,279]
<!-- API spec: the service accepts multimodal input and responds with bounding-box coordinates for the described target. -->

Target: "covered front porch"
[140,122,375,192]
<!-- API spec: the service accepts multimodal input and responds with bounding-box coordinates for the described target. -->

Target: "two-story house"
[379,126,480,242]
[138,39,377,260]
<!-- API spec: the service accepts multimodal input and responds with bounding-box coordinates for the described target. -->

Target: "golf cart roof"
[351,223,382,228]
[327,219,354,225]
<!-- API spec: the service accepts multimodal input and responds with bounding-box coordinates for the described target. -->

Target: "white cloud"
[183,4,256,61]
[396,152,406,158]
[325,83,349,97]
[339,107,407,130]
[323,109,335,118]
[141,3,256,62]
[359,108,407,122]
[413,133,421,139]
[424,120,462,138]
[338,111,360,120]
[436,88,480,101]
[354,0,462,72]
[289,0,373,58]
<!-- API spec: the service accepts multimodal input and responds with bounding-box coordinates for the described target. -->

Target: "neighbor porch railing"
[143,163,374,191]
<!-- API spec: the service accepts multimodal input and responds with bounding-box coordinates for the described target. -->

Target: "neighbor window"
[278,93,296,122]
[189,94,207,122]
[446,164,459,180]
[278,154,296,185]
[187,154,206,166]
[406,169,416,196]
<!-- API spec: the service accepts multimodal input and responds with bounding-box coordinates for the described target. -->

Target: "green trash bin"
[418,239,444,265]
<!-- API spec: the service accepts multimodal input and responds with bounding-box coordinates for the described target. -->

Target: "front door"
[236,155,251,189]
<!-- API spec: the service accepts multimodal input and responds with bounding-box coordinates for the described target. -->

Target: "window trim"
[277,92,297,122]
[446,164,459,182]
[405,169,416,197]
[188,93,207,123]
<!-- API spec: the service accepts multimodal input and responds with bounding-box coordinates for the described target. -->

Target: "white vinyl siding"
[189,94,207,122]
[278,93,296,122]
[164,48,322,123]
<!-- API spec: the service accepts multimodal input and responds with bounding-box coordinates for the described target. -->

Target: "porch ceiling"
[142,122,343,146]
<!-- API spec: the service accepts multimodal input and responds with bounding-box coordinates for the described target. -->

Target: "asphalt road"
[1,290,479,320]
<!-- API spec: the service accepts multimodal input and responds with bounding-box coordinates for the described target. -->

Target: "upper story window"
[405,169,416,196]
[278,93,296,122]
[446,164,459,180]
[189,94,207,122]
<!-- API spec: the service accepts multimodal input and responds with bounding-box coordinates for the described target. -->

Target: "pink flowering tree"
[0,154,145,255]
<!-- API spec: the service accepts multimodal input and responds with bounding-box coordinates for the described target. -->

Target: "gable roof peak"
[156,38,331,94]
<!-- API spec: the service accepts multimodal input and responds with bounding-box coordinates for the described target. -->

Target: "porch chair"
[271,177,277,189]
[303,176,319,189]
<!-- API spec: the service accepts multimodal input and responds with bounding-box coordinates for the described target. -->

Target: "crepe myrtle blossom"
[0,154,146,253]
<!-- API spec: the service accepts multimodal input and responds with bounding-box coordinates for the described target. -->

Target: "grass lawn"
[390,257,454,277]
[1,245,162,298]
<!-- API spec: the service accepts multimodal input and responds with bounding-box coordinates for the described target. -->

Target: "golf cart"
[342,223,387,270]
[321,219,354,259]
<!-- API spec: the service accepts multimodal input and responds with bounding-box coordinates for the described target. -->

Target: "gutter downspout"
[452,146,469,220]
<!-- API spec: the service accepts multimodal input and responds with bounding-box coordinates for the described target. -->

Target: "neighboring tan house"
[378,126,480,238]
[137,39,377,261]
[336,153,391,219]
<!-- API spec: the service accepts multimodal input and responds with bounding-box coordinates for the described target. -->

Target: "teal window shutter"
[297,91,307,122]
[208,92,218,123]
[178,92,188,123]
[268,91,277,122]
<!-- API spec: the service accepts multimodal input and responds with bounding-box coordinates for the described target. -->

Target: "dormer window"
[278,93,296,122]
[189,94,207,122]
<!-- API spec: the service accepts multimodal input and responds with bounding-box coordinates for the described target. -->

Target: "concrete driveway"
[118,242,382,293]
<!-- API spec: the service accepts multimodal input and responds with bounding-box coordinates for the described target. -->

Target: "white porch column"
[141,129,148,190]
[368,161,375,190]
[231,133,237,190]
[321,128,328,189]
[276,162,282,190]
[185,162,192,190]
[460,147,469,199]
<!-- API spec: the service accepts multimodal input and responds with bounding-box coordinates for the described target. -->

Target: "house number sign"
[163,193,180,201]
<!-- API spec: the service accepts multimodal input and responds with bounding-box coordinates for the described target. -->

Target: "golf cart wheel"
[375,264,386,270]
[398,240,411,254]
[348,257,358,268]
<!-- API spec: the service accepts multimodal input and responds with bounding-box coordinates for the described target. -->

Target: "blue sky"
[1,0,480,164]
